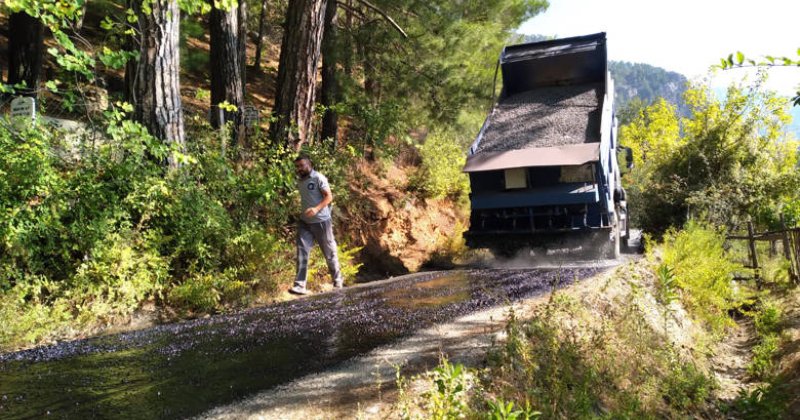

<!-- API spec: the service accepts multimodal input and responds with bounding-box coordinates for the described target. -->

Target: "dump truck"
[463,32,630,259]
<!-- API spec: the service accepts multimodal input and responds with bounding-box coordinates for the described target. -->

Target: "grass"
[393,221,800,419]
[392,260,720,418]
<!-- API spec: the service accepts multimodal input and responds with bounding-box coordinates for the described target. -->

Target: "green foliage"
[761,256,793,285]
[731,383,790,419]
[394,357,476,420]
[486,399,540,420]
[655,264,679,306]
[335,0,548,155]
[306,243,363,289]
[412,130,468,199]
[753,300,781,336]
[180,16,209,74]
[747,334,779,379]
[1,108,335,349]
[424,358,471,420]
[658,221,742,334]
[715,49,800,106]
[621,79,800,233]
[659,362,714,410]
[746,300,783,380]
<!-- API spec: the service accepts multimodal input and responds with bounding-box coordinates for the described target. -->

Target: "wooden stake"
[748,221,760,281]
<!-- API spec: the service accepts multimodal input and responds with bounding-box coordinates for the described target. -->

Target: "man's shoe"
[333,280,344,289]
[289,285,309,295]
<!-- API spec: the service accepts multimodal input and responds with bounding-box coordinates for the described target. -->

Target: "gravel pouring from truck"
[463,33,631,258]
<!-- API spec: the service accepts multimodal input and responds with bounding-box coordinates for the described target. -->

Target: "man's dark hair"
[294,154,313,166]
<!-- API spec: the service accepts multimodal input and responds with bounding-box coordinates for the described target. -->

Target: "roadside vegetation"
[390,70,800,418]
[0,0,545,351]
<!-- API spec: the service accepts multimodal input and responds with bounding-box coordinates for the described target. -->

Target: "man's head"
[294,155,313,178]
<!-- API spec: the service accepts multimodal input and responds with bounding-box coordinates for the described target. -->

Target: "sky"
[518,0,800,94]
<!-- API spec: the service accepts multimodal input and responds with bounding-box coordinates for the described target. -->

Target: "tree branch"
[344,0,408,38]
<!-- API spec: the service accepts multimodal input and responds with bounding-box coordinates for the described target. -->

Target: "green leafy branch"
[715,49,800,106]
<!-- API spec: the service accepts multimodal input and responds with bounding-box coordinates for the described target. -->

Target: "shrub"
[305,243,363,290]
[747,334,780,379]
[168,272,222,313]
[658,221,742,334]
[70,230,168,324]
[660,362,714,410]
[412,128,469,200]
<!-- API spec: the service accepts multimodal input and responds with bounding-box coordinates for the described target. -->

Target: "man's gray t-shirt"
[298,170,332,223]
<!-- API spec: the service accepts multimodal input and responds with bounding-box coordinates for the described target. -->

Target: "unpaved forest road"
[0,265,615,419]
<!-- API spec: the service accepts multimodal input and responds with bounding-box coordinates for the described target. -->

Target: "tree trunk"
[253,0,269,72]
[123,0,136,104]
[238,0,247,94]
[319,0,338,145]
[210,2,246,145]
[343,0,353,78]
[132,0,185,166]
[270,0,328,150]
[7,12,45,96]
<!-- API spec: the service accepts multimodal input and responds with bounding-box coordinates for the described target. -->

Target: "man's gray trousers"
[294,219,342,288]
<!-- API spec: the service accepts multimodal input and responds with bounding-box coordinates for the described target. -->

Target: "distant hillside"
[519,35,690,116]
[609,61,689,116]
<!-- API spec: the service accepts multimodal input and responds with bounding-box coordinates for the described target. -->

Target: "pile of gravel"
[474,83,603,154]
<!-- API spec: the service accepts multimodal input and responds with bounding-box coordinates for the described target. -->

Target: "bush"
[660,362,714,410]
[747,334,780,380]
[0,109,328,350]
[412,128,469,200]
[658,221,743,334]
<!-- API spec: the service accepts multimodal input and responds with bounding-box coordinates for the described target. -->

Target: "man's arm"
[304,188,333,218]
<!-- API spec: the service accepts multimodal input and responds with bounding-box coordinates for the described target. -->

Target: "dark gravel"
[475,83,603,154]
[0,267,605,419]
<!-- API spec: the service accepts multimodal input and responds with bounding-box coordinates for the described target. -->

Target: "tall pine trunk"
[319,0,338,145]
[270,0,327,150]
[7,12,45,96]
[132,0,185,166]
[253,0,269,72]
[210,2,246,145]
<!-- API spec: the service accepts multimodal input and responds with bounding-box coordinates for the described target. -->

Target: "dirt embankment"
[342,158,465,280]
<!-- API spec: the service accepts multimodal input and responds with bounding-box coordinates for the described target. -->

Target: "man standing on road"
[289,155,344,295]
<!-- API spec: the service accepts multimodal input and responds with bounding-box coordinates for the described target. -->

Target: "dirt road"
[0,266,611,419]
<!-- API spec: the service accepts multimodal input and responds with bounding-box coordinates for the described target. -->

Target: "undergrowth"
[0,114,363,351]
[393,220,800,418]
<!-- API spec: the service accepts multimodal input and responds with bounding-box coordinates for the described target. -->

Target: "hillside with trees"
[1,2,800,418]
[0,0,549,349]
[609,60,689,117]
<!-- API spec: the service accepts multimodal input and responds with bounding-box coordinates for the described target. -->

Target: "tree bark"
[123,0,137,104]
[343,0,353,78]
[270,0,328,150]
[320,0,338,145]
[7,12,45,96]
[132,0,185,166]
[210,2,246,145]
[253,0,269,72]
